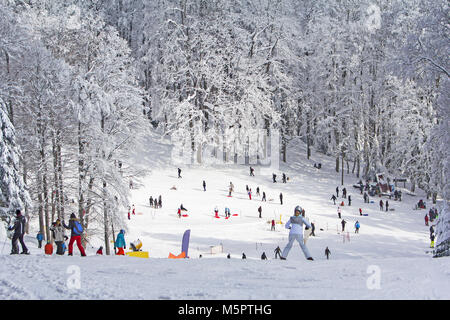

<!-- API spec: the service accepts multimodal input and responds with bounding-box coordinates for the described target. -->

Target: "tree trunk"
[341,154,344,186]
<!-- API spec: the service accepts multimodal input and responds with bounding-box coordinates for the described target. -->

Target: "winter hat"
[294,206,303,214]
[70,213,76,219]
[16,209,22,216]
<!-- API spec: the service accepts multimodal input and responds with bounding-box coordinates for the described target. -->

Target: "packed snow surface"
[0,137,448,300]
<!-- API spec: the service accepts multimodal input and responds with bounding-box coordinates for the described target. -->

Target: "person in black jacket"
[8,209,29,255]
[325,247,331,260]
[261,252,267,260]
[203,180,206,191]
[280,193,283,205]
[331,194,337,205]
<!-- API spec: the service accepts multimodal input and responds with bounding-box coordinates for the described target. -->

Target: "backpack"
[73,221,84,235]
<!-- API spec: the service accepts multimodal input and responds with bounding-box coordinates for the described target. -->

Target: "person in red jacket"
[96,246,103,255]
[425,214,429,226]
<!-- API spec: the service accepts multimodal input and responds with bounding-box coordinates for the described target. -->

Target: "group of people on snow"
[149,195,162,209]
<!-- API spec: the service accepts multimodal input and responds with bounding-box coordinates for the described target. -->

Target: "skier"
[227,253,231,259]
[246,185,249,193]
[203,180,206,191]
[132,204,136,215]
[50,219,65,255]
[280,206,314,261]
[341,219,347,232]
[342,188,347,199]
[180,204,187,211]
[96,246,103,255]
[271,219,276,231]
[242,253,246,259]
[262,192,267,202]
[177,208,181,218]
[250,167,255,176]
[425,214,429,226]
[258,206,262,218]
[129,180,133,189]
[379,199,384,211]
[225,207,231,218]
[36,232,43,249]
[385,200,389,212]
[214,206,219,218]
[336,186,339,197]
[363,192,368,203]
[8,209,29,255]
[272,173,277,183]
[355,221,360,233]
[158,196,162,208]
[228,182,234,197]
[359,208,363,216]
[261,252,268,260]
[115,229,126,255]
[325,247,331,260]
[311,222,316,237]
[256,187,260,197]
[331,194,337,205]
[248,189,252,200]
[348,195,352,206]
[337,206,342,219]
[430,234,435,248]
[430,225,435,236]
[274,246,282,259]
[62,213,86,257]
[280,193,283,205]
[149,196,153,207]
[128,209,131,220]
[178,168,182,178]
[282,173,287,183]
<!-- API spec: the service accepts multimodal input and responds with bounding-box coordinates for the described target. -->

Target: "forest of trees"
[0,0,448,253]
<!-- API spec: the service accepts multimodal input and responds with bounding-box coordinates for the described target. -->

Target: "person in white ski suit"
[281,206,313,260]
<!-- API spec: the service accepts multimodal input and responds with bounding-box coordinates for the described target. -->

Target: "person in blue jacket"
[115,229,126,255]
[280,206,314,261]
[355,221,360,233]
[36,232,44,248]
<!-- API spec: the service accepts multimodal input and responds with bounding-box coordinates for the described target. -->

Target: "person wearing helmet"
[115,229,126,255]
[280,206,314,261]
[8,209,29,255]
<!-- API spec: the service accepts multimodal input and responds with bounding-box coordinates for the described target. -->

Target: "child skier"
[274,246,282,259]
[115,229,126,255]
[355,221,360,233]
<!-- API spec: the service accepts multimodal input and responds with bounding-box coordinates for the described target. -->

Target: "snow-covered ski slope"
[0,135,448,300]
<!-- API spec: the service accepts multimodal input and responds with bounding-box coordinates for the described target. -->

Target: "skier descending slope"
[280,206,314,261]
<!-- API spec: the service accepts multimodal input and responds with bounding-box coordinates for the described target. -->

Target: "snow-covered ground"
[0,136,448,300]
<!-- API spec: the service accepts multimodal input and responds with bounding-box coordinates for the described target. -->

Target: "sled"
[126,251,149,258]
[214,216,220,219]
[232,214,238,216]
[168,251,186,259]
[45,243,53,255]
[182,214,189,217]
[225,217,229,219]
[362,214,369,216]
